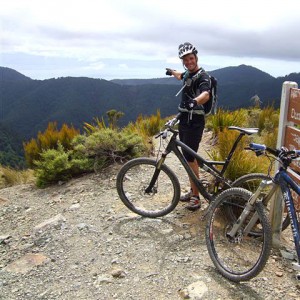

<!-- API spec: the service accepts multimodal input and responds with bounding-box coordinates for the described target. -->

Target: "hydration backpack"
[181,69,218,116]
[205,75,218,116]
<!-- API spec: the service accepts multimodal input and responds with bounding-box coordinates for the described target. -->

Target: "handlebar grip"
[249,143,266,151]
[249,143,280,156]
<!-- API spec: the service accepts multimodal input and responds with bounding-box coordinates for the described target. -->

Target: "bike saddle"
[228,126,259,135]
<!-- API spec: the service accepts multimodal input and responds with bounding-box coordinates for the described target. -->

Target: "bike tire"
[116,158,181,218]
[205,188,272,282]
[233,173,290,231]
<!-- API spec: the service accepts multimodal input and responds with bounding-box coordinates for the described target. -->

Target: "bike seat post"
[223,132,245,170]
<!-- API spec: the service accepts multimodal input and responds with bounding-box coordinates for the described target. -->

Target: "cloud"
[1,0,300,79]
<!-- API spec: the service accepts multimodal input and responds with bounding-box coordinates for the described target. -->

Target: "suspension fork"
[227,180,276,237]
[144,140,173,193]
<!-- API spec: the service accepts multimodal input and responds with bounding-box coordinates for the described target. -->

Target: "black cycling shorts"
[179,117,205,162]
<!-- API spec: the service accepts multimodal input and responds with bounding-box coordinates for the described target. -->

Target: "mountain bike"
[116,113,269,218]
[205,143,300,282]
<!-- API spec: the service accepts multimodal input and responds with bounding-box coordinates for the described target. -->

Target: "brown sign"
[285,125,300,209]
[285,88,300,212]
[287,88,300,124]
[284,126,300,173]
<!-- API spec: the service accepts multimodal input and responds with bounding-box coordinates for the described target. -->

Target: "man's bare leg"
[188,159,199,196]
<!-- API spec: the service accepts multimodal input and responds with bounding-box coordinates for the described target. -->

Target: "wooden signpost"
[272,82,299,246]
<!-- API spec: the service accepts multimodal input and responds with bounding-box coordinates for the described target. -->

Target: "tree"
[106,110,124,129]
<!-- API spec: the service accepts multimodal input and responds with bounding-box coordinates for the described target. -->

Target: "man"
[166,42,211,211]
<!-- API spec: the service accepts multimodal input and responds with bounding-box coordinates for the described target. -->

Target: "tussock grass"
[124,110,166,152]
[206,108,248,136]
[0,166,35,188]
[207,125,270,180]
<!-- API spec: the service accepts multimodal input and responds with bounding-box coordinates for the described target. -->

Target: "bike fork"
[227,180,273,237]
[144,156,166,193]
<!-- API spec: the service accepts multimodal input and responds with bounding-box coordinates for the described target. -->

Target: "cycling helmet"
[178,42,198,59]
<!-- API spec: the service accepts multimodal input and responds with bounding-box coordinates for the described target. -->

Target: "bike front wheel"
[116,158,180,218]
[205,188,272,282]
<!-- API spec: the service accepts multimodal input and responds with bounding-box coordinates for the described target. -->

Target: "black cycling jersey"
[177,68,209,161]
[179,68,211,112]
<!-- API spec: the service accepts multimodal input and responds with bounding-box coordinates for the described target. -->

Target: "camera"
[165,68,173,76]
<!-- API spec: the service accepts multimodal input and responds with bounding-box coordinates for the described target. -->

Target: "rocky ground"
[1,130,300,300]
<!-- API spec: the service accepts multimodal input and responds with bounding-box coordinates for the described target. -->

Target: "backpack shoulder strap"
[182,70,189,82]
[182,68,205,82]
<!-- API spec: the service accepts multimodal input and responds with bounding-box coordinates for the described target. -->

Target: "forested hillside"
[1,65,300,167]
[0,124,25,167]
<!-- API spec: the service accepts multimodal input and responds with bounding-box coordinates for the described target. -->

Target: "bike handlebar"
[249,143,300,156]
[248,143,300,166]
[155,113,181,139]
[248,143,279,156]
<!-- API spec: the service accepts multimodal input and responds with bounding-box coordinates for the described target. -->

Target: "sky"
[1,0,300,80]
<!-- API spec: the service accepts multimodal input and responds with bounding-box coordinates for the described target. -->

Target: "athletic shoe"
[180,190,192,202]
[185,196,201,211]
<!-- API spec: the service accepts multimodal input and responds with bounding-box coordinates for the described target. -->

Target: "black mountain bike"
[116,114,271,218]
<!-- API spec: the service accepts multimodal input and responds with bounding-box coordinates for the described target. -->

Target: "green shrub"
[34,143,93,187]
[83,127,148,165]
[33,119,149,187]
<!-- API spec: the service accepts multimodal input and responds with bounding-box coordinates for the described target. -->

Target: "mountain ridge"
[1,65,300,167]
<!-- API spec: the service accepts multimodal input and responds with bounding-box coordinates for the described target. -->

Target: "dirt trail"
[0,130,300,299]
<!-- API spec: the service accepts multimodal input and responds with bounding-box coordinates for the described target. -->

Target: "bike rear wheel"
[205,188,272,282]
[233,173,289,231]
[116,158,180,218]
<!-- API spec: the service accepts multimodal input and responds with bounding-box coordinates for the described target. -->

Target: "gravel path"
[1,130,300,299]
